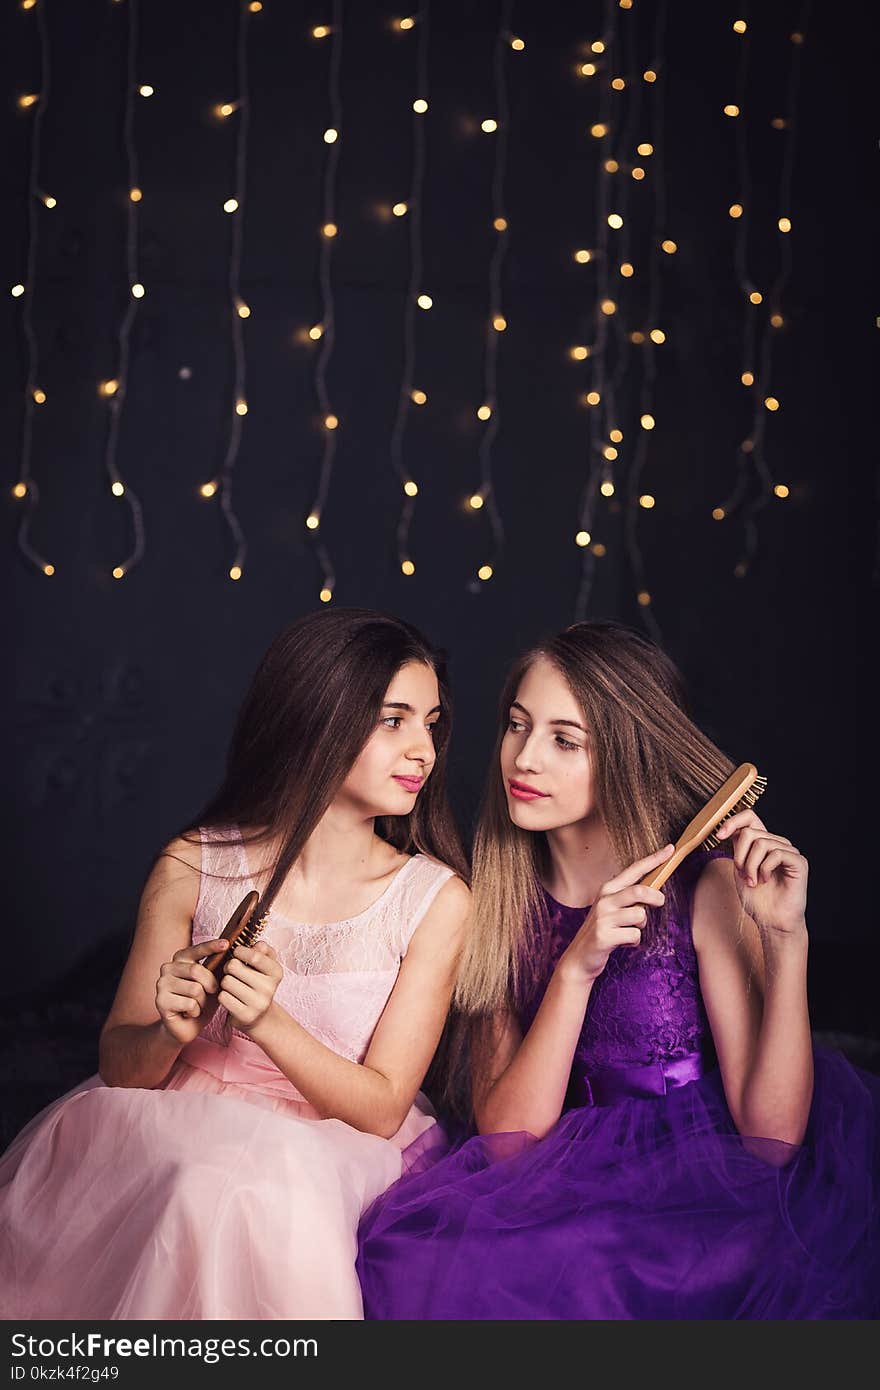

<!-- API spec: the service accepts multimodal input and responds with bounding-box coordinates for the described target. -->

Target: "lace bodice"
[190,826,455,1066]
[518,849,729,1074]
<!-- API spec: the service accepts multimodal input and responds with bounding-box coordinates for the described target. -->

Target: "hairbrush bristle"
[701,774,767,849]
[238,911,268,947]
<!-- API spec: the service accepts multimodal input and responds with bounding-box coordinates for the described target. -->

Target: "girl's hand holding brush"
[156,939,227,1045]
[715,810,808,939]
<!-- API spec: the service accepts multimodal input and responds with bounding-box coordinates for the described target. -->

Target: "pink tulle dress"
[0,827,455,1320]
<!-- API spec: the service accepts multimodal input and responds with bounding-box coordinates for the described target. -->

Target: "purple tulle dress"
[356,850,880,1319]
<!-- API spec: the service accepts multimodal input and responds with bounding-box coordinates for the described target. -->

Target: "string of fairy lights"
[389,6,430,583]
[464,1,517,592]
[303,1,345,606]
[712,9,811,578]
[11,0,54,577]
[7,3,816,612]
[199,0,261,583]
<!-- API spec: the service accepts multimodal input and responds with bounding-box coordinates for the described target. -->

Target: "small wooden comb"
[201,889,267,977]
[640,762,768,891]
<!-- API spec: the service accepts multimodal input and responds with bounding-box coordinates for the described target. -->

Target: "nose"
[514,731,543,774]
[405,727,434,767]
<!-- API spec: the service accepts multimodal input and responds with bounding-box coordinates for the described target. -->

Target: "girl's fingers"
[608,885,665,910]
[174,939,228,964]
[604,845,675,895]
[618,929,643,949]
[716,810,766,839]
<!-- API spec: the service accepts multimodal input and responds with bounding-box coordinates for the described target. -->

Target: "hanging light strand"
[623,0,668,640]
[102,0,146,579]
[575,0,618,621]
[308,0,344,602]
[470,0,513,584]
[392,2,430,574]
[14,0,54,575]
[216,0,254,580]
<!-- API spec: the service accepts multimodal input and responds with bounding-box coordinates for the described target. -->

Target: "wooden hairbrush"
[640,762,768,891]
[200,889,267,977]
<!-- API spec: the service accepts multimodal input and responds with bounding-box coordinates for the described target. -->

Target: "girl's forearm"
[247,1005,409,1139]
[738,927,813,1147]
[477,966,594,1138]
[98,1020,184,1089]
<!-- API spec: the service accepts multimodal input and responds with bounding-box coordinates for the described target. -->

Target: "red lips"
[393,775,424,792]
[508,780,550,800]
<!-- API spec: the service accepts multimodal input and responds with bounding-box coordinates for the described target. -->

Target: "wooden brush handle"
[201,889,260,976]
[640,763,760,891]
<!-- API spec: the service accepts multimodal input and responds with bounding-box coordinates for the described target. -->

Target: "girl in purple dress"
[357,621,880,1319]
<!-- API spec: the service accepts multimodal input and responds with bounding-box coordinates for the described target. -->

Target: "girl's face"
[500,656,595,831]
[337,661,440,817]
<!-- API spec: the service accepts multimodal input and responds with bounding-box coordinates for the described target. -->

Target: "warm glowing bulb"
[741,371,754,385]
[42,194,56,208]
[411,389,427,405]
[639,494,655,509]
[494,217,508,231]
[112,566,125,579]
[611,77,626,91]
[600,298,617,315]
[131,282,145,298]
[774,483,790,498]
[492,315,507,331]
[481,119,498,133]
[236,299,251,319]
[649,328,665,344]
[586,390,601,405]
[11,284,25,297]
[43,563,55,575]
[324,413,339,430]
[575,530,591,546]
[306,514,320,530]
[764,396,780,411]
[791,32,804,44]
[574,248,593,263]
[138,85,154,97]
[630,331,646,344]
[477,404,492,421]
[312,26,331,39]
[32,388,46,404]
[236,399,248,416]
[631,167,646,181]
[200,481,217,498]
[319,587,332,602]
[770,312,784,328]
[603,446,618,461]
[591,123,608,138]
[216,103,236,118]
[404,480,418,497]
[22,0,38,9]
[580,63,597,77]
[619,0,633,8]
[308,324,324,340]
[637,142,654,156]
[230,565,243,581]
[593,543,607,557]
[712,507,726,520]
[749,290,763,305]
[771,117,787,130]
[397,16,416,29]
[248,2,262,12]
[392,202,408,216]
[129,187,142,202]
[600,481,615,497]
[609,428,623,443]
[469,494,484,509]
[111,480,125,497]
[570,346,590,361]
[100,379,119,397]
[477,565,493,581]
[413,98,428,114]
[620,262,634,277]
[322,222,338,238]
[661,239,677,254]
[637,591,651,607]
[733,20,747,33]
[417,294,432,309]
[729,202,744,218]
[778,216,792,233]
[608,213,623,229]
[401,559,416,574]
[741,439,755,454]
[591,40,605,53]
[18,93,39,108]
[511,36,525,51]
[223,198,239,213]
[13,482,27,498]
[605,158,619,173]
[323,128,338,144]
[643,69,657,83]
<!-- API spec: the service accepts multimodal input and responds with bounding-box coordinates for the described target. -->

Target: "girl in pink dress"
[0,608,470,1320]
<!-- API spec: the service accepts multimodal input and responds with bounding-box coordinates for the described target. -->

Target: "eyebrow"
[510,700,587,733]
[383,702,442,716]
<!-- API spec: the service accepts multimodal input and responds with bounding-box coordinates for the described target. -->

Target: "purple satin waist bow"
[566,1051,705,1109]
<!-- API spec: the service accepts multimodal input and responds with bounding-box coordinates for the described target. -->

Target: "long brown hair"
[440,620,734,1118]
[175,608,468,912]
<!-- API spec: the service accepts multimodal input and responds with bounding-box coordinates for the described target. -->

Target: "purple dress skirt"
[356,851,880,1319]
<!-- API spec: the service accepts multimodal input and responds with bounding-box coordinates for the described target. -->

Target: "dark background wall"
[3,0,877,1129]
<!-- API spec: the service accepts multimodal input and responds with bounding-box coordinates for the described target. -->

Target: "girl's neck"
[542,816,618,910]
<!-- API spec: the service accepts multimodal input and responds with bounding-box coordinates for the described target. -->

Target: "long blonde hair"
[439,621,734,1116]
